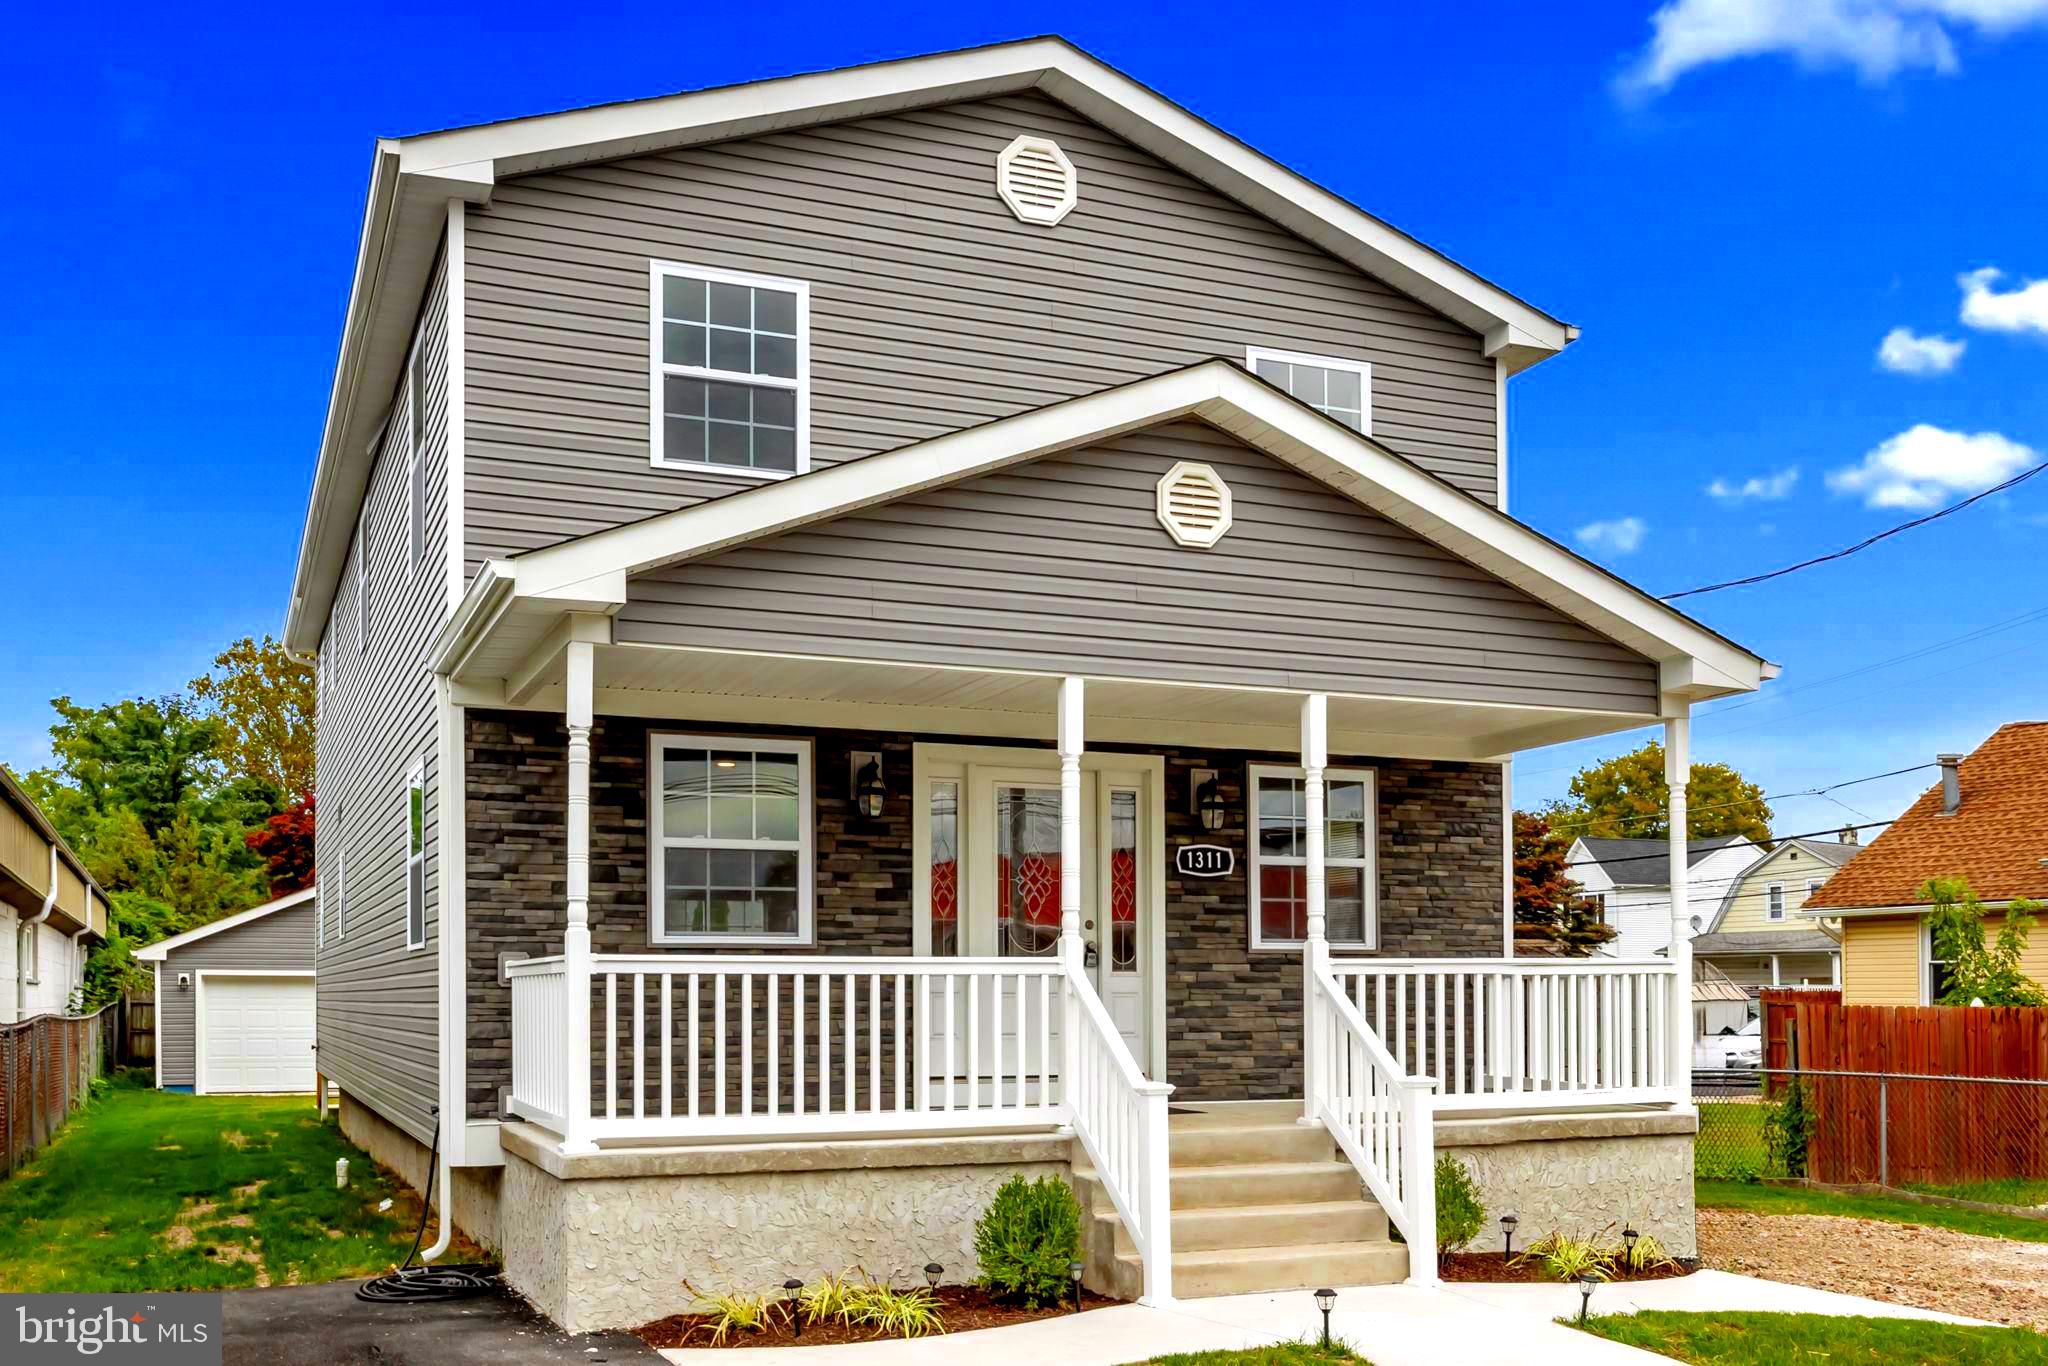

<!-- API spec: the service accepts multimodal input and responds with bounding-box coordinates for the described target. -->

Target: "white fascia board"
[135,887,319,961]
[502,360,1764,697]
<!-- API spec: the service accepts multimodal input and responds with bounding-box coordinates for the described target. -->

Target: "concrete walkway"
[655,1271,1988,1365]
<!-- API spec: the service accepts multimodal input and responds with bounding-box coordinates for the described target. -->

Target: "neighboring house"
[1691,834,1859,995]
[0,766,108,1023]
[1567,836,1763,960]
[278,38,1774,1328]
[1808,725,2048,1006]
[136,888,317,1095]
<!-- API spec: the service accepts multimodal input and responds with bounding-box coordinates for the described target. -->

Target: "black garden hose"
[355,1108,496,1304]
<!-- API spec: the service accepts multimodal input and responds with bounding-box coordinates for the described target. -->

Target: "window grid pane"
[658,741,806,940]
[1253,767,1373,948]
[1253,355,1367,432]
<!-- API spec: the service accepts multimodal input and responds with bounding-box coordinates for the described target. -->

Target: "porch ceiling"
[449,636,1655,761]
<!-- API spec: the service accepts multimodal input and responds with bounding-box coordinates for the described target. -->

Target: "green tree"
[1513,811,1616,956]
[22,694,223,839]
[1926,877,2048,1007]
[1544,740,1772,844]
[188,635,316,798]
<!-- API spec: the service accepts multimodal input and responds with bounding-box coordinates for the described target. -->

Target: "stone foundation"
[337,1091,503,1252]
[496,1124,1070,1333]
[1435,1111,1698,1258]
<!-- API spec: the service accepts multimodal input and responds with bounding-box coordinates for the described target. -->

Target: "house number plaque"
[1175,844,1234,878]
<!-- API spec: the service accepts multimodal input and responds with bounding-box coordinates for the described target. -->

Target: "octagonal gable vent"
[996,135,1078,225]
[1156,461,1232,548]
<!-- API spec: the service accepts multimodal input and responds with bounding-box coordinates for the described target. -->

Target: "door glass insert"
[1109,789,1138,970]
[930,780,960,956]
[996,786,1061,958]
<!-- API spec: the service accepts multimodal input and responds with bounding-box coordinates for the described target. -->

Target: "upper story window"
[1766,882,1786,921]
[1246,347,1372,435]
[649,733,814,946]
[1247,762,1376,951]
[651,263,809,479]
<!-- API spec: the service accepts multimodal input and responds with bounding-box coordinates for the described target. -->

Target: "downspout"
[18,846,58,1017]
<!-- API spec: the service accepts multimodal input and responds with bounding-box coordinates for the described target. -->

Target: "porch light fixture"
[1068,1259,1084,1312]
[1313,1288,1336,1348]
[923,1263,943,1290]
[1191,768,1227,832]
[1576,1273,1597,1325]
[1500,1212,1518,1260]
[783,1278,804,1336]
[850,751,885,820]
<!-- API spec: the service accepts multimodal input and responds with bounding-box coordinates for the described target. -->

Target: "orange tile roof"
[1805,722,2048,912]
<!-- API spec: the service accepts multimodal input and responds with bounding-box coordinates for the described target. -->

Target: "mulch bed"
[1438,1252,1698,1283]
[638,1285,1117,1349]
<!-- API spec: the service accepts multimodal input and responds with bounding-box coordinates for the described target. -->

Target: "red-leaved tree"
[246,790,316,896]
[1513,810,1615,957]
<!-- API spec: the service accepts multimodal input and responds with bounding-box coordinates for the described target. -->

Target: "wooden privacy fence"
[0,1003,119,1177]
[1763,992,2048,1188]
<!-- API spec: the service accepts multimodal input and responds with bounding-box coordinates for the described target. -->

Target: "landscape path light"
[1313,1288,1336,1348]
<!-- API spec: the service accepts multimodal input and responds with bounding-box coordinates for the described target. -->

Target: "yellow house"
[1806,724,2048,1005]
[1694,835,1858,991]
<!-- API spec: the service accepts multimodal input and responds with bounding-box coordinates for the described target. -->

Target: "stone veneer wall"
[465,710,1503,1116]
[1437,1116,1699,1258]
[499,1145,1068,1333]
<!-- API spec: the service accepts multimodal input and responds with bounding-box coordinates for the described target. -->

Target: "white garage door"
[201,976,316,1093]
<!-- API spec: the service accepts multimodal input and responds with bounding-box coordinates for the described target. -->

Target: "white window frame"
[1245,346,1373,436]
[648,261,811,481]
[1247,762,1377,952]
[1921,918,1953,1006]
[1585,891,1609,925]
[647,732,815,947]
[1808,879,1824,898]
[404,757,427,951]
[408,340,427,577]
[1766,882,1786,921]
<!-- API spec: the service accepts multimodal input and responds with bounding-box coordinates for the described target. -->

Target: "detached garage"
[139,888,316,1094]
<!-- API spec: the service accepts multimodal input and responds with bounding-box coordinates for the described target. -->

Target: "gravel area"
[1700,1208,2048,1329]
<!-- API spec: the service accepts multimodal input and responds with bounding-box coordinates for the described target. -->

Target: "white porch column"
[1664,713,1692,1098]
[1300,693,1329,1124]
[1832,953,1842,987]
[561,640,598,1153]
[1770,955,1781,987]
[1057,677,1085,1113]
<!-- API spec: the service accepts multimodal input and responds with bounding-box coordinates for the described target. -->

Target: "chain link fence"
[0,1003,119,1178]
[1697,1066,2048,1207]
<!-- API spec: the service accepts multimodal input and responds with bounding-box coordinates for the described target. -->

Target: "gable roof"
[1573,835,1754,889]
[433,360,1772,718]
[1805,723,2048,913]
[1705,836,1862,931]
[135,887,316,962]
[284,36,1578,655]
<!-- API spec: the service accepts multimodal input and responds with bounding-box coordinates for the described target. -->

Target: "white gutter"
[18,846,57,1016]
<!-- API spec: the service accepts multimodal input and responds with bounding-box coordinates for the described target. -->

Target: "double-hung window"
[651,263,809,478]
[1246,347,1372,435]
[1247,763,1376,951]
[1766,882,1786,921]
[649,734,813,945]
[405,758,427,950]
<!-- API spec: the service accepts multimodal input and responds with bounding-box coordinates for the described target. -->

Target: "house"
[136,888,317,1094]
[279,38,1773,1328]
[1690,834,1858,997]
[1565,835,1762,960]
[0,765,108,1022]
[1807,726,2048,1006]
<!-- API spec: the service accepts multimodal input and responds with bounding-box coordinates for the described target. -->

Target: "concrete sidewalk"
[654,1271,1988,1365]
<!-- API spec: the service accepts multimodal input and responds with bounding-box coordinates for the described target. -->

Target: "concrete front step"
[1166,1120,1338,1168]
[1102,1198,1390,1256]
[1167,1159,1364,1209]
[1118,1240,1412,1298]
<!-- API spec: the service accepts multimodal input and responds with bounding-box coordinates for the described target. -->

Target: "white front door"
[199,975,316,1094]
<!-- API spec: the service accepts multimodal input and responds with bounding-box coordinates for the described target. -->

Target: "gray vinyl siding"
[616,421,1657,713]
[464,91,1500,570]
[314,247,450,1147]
[156,902,316,1088]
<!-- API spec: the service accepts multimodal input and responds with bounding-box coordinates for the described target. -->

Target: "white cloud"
[1618,0,2048,95]
[1575,516,1648,555]
[1877,326,1967,374]
[1959,266,2048,336]
[1706,467,1800,501]
[1826,423,2038,508]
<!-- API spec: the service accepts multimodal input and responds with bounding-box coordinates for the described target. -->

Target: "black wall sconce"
[1190,768,1227,832]
[849,751,886,820]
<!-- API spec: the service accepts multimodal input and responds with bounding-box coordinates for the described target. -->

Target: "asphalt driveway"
[222,1278,663,1366]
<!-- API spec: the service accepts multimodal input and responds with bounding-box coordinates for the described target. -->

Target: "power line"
[1540,762,1935,836]
[1660,458,2048,600]
[1561,819,1895,874]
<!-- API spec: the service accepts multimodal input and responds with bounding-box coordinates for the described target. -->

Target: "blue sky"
[2,1,2043,837]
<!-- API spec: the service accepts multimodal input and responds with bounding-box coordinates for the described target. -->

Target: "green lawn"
[1578,1311,2048,1364]
[0,1071,466,1291]
[1699,1178,2048,1244]
[1146,1346,1367,1365]
[1905,1177,2048,1208]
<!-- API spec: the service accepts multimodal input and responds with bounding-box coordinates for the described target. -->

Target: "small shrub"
[1435,1153,1485,1255]
[682,1284,774,1344]
[799,1269,863,1328]
[1695,1151,1763,1184]
[848,1282,946,1339]
[1516,1231,1612,1283]
[974,1174,1082,1307]
[1763,1082,1815,1178]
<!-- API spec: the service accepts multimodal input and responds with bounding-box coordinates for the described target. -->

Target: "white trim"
[137,887,318,961]
[1245,345,1372,437]
[1246,761,1377,953]
[489,362,1767,698]
[647,261,811,480]
[407,331,427,578]
[444,200,468,613]
[193,971,318,1096]
[995,134,1078,225]
[1765,881,1786,922]
[435,677,474,1164]
[152,963,163,1089]
[1494,357,1508,513]
[646,732,816,947]
[1500,757,1514,958]
[405,755,428,951]
[1154,459,1232,548]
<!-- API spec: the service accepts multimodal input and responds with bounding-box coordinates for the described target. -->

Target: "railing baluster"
[714,972,727,1118]
[632,973,645,1120]
[793,973,806,1117]
[740,973,752,1117]
[942,974,956,1113]
[605,972,618,1121]
[688,973,701,1118]
[966,973,980,1113]
[818,974,831,1117]
[1037,972,1051,1110]
[660,974,673,1120]
[869,972,881,1116]
[768,973,780,1117]
[894,973,905,1115]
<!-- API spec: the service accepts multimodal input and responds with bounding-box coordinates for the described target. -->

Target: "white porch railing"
[1305,965,1436,1284]
[509,958,570,1132]
[1331,959,1684,1111]
[1067,964,1174,1303]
